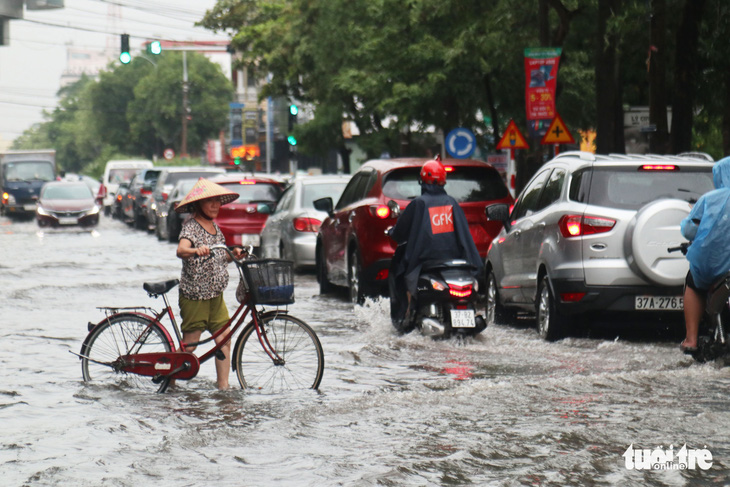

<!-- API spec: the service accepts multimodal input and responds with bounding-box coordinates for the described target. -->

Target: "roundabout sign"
[445,128,476,159]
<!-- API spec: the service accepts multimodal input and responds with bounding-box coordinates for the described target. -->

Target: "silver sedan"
[261,174,351,269]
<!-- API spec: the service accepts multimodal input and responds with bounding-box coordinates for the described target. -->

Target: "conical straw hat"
[175,178,239,214]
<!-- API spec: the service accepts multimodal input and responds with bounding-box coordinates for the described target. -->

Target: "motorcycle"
[407,258,487,338]
[669,242,730,363]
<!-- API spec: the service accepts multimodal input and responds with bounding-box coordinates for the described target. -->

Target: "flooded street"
[1,215,729,486]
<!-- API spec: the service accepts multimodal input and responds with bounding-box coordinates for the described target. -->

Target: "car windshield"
[43,184,92,200]
[585,166,714,209]
[165,172,222,186]
[302,182,349,208]
[5,161,55,182]
[382,166,509,202]
[108,168,138,184]
[223,182,281,203]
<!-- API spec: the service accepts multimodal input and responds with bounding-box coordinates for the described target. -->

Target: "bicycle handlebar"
[209,243,254,261]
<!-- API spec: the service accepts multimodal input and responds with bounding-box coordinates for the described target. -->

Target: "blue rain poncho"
[681,156,730,289]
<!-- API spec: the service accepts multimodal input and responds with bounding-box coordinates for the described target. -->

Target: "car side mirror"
[486,204,511,229]
[387,199,400,218]
[313,197,334,216]
[257,203,272,214]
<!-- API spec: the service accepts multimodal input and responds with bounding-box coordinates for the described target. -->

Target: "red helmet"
[420,155,446,185]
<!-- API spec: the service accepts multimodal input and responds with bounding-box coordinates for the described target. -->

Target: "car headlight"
[5,193,16,205]
[86,205,100,216]
[36,206,50,216]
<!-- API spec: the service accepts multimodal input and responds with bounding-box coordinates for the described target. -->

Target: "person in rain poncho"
[679,156,730,352]
[387,157,483,332]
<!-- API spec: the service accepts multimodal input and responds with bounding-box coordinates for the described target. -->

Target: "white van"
[101,159,153,215]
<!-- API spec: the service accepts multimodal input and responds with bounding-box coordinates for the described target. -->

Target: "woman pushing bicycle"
[175,178,246,389]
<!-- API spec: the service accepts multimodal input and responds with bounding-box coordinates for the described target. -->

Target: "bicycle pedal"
[152,374,164,384]
[215,350,226,361]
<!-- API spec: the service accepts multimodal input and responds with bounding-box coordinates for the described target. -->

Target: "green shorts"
[179,294,230,334]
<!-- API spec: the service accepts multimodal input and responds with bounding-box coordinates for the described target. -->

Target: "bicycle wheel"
[81,314,173,393]
[234,313,324,392]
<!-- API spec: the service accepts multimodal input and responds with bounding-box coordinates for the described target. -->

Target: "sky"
[0,0,230,147]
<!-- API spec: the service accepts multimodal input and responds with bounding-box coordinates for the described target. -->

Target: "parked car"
[146,167,226,232]
[122,167,165,229]
[36,181,100,228]
[261,174,351,270]
[484,151,716,341]
[209,174,285,251]
[314,158,513,303]
[156,178,198,243]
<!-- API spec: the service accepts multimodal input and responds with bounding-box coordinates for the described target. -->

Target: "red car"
[209,174,285,251]
[314,157,513,303]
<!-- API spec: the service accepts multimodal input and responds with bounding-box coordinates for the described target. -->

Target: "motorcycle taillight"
[448,283,472,298]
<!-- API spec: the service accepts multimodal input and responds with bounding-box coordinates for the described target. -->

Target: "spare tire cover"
[625,199,691,286]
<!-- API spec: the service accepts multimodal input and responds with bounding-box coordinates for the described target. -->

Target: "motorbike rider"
[679,156,730,353]
[387,155,483,332]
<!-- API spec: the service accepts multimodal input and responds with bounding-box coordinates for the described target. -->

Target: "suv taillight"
[140,188,151,196]
[293,217,321,232]
[558,215,616,238]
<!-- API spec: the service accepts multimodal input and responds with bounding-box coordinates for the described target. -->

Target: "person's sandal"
[679,340,698,354]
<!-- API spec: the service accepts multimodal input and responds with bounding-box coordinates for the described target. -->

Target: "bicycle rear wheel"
[234,313,324,392]
[81,314,173,393]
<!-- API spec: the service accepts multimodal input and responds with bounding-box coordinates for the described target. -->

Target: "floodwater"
[1,215,729,486]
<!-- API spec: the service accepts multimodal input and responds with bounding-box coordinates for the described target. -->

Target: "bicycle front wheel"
[234,313,324,392]
[81,314,173,393]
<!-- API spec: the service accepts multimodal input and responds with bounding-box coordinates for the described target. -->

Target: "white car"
[261,174,351,269]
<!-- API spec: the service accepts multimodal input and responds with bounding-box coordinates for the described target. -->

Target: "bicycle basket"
[239,259,295,305]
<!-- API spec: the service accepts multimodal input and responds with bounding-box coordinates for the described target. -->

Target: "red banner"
[524,47,562,121]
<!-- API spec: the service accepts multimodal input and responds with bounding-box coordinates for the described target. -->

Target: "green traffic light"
[149,41,162,55]
[287,135,298,146]
[289,104,299,116]
[120,52,131,64]
[234,157,241,165]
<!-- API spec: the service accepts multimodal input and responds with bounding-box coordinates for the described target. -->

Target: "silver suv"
[484,151,715,340]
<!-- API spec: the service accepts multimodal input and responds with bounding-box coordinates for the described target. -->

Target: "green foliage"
[13,51,233,176]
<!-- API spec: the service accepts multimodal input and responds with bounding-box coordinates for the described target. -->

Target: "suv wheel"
[317,244,334,294]
[536,275,569,341]
[486,271,515,326]
[348,248,364,305]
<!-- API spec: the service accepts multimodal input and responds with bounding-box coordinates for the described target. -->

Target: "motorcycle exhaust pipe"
[420,317,445,337]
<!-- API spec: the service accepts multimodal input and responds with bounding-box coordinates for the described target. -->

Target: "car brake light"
[141,189,151,195]
[444,166,454,172]
[239,180,256,185]
[639,164,677,171]
[560,292,586,302]
[448,283,472,298]
[162,192,168,202]
[558,215,616,238]
[293,217,321,232]
[369,205,390,219]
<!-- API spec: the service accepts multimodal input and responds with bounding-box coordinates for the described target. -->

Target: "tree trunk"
[671,0,707,153]
[483,73,500,148]
[649,0,669,153]
[595,0,624,154]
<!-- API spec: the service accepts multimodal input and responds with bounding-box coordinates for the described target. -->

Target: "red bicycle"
[75,245,324,393]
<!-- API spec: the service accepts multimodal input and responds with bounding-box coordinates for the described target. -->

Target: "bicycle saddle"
[143,279,180,296]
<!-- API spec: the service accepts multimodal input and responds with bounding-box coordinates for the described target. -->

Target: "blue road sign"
[445,128,476,159]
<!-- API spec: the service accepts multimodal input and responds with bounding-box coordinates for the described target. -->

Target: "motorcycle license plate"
[635,296,683,310]
[450,309,476,328]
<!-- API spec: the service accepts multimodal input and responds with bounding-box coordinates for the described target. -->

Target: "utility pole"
[181,51,189,158]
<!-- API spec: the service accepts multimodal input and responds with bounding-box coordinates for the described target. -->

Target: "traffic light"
[287,103,298,146]
[120,34,131,64]
[147,40,162,55]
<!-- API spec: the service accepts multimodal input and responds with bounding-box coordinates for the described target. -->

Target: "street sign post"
[540,113,574,155]
[445,128,476,159]
[496,120,529,197]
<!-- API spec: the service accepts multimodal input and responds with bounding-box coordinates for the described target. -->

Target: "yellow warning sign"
[541,113,575,145]
[496,119,529,150]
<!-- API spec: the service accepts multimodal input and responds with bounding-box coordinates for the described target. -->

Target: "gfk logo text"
[429,205,454,234]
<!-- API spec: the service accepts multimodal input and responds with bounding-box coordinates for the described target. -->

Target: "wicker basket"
[237,259,295,305]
